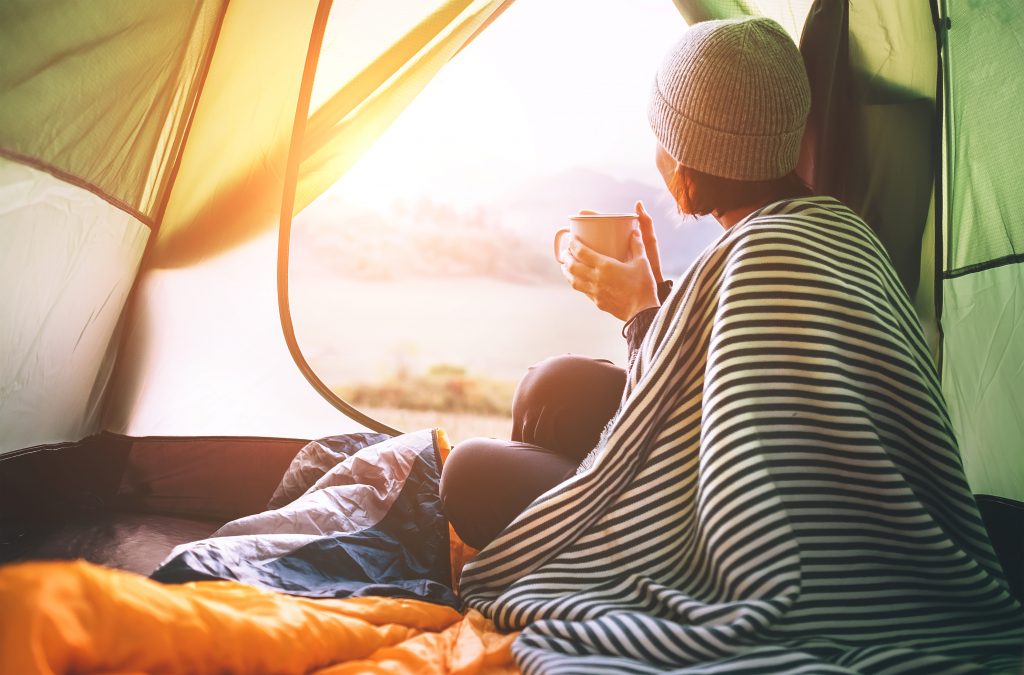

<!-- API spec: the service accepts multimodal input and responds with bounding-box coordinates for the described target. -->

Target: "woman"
[444,17,1023,674]
[440,13,816,550]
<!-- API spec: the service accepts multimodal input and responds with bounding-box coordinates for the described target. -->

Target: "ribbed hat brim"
[647,17,810,182]
[648,86,806,181]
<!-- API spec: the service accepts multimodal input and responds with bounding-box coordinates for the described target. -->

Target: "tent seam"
[943,253,1024,280]
[0,147,153,228]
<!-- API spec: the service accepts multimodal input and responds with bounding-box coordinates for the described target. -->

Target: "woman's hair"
[668,165,812,217]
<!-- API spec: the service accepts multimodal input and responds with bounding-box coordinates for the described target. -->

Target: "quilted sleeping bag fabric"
[0,559,517,674]
[152,429,458,607]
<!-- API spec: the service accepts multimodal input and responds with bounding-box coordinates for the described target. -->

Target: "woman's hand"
[636,201,664,286]
[561,202,660,322]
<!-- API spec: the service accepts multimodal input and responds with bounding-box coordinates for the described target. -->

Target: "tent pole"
[276,0,401,437]
[929,0,949,374]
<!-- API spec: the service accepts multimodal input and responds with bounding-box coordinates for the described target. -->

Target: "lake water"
[290,276,628,385]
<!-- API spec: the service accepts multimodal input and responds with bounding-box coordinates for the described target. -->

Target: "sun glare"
[324,0,689,209]
[336,52,538,208]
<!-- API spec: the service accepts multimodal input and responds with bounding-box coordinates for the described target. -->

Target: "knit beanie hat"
[648,17,811,181]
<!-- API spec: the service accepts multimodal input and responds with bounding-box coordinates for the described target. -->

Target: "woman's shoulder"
[677,195,889,295]
[741,194,862,230]
[722,195,878,254]
[702,195,903,295]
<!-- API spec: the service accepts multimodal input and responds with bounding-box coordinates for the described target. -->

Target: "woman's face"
[655,143,678,192]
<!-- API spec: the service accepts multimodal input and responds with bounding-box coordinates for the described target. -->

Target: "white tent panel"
[942,263,1024,500]
[103,230,367,440]
[0,158,148,454]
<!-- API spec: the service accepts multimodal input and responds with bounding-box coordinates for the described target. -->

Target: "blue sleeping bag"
[151,429,458,608]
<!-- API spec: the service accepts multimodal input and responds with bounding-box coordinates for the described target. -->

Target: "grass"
[335,364,516,417]
[354,406,512,445]
[334,364,517,444]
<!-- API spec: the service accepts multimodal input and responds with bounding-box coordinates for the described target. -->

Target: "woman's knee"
[439,436,578,549]
[439,438,501,548]
[439,437,491,505]
[511,354,626,456]
[514,355,604,398]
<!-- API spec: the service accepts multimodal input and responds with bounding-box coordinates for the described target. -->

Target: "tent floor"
[0,435,1020,603]
[3,511,222,576]
[0,433,305,576]
[2,499,1021,603]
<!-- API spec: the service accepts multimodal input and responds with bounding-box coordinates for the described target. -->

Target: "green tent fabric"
[797,0,939,352]
[0,0,225,452]
[0,1,226,223]
[671,0,814,40]
[938,0,1024,500]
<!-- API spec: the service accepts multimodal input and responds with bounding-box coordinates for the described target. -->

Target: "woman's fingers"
[626,230,645,261]
[562,256,596,284]
[636,201,656,245]
[559,230,658,320]
[561,238,600,298]
[567,236,608,268]
[636,201,653,232]
[635,200,664,284]
[561,261,594,294]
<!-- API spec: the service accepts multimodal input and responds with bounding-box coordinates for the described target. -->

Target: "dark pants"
[439,355,626,549]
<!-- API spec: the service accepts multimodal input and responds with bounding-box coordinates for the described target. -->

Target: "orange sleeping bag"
[0,560,517,674]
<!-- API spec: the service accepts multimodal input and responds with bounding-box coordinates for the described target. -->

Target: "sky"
[321,0,689,208]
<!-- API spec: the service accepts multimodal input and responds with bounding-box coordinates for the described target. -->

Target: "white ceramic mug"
[554,213,638,262]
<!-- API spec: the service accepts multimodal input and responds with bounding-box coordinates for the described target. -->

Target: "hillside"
[292,167,721,282]
[492,166,721,278]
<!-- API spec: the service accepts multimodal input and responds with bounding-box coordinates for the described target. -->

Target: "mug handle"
[553,228,570,262]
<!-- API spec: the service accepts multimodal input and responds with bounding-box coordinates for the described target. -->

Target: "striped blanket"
[460,196,1023,673]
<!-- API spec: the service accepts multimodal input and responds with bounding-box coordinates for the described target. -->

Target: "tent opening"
[286,0,720,442]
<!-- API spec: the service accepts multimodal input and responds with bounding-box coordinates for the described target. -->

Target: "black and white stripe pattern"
[461,197,1023,673]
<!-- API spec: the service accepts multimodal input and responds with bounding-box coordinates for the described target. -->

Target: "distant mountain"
[492,166,721,278]
[292,167,722,283]
[497,166,663,217]
[292,199,563,284]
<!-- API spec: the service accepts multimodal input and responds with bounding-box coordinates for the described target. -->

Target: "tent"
[0,0,515,561]
[0,0,1021,668]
